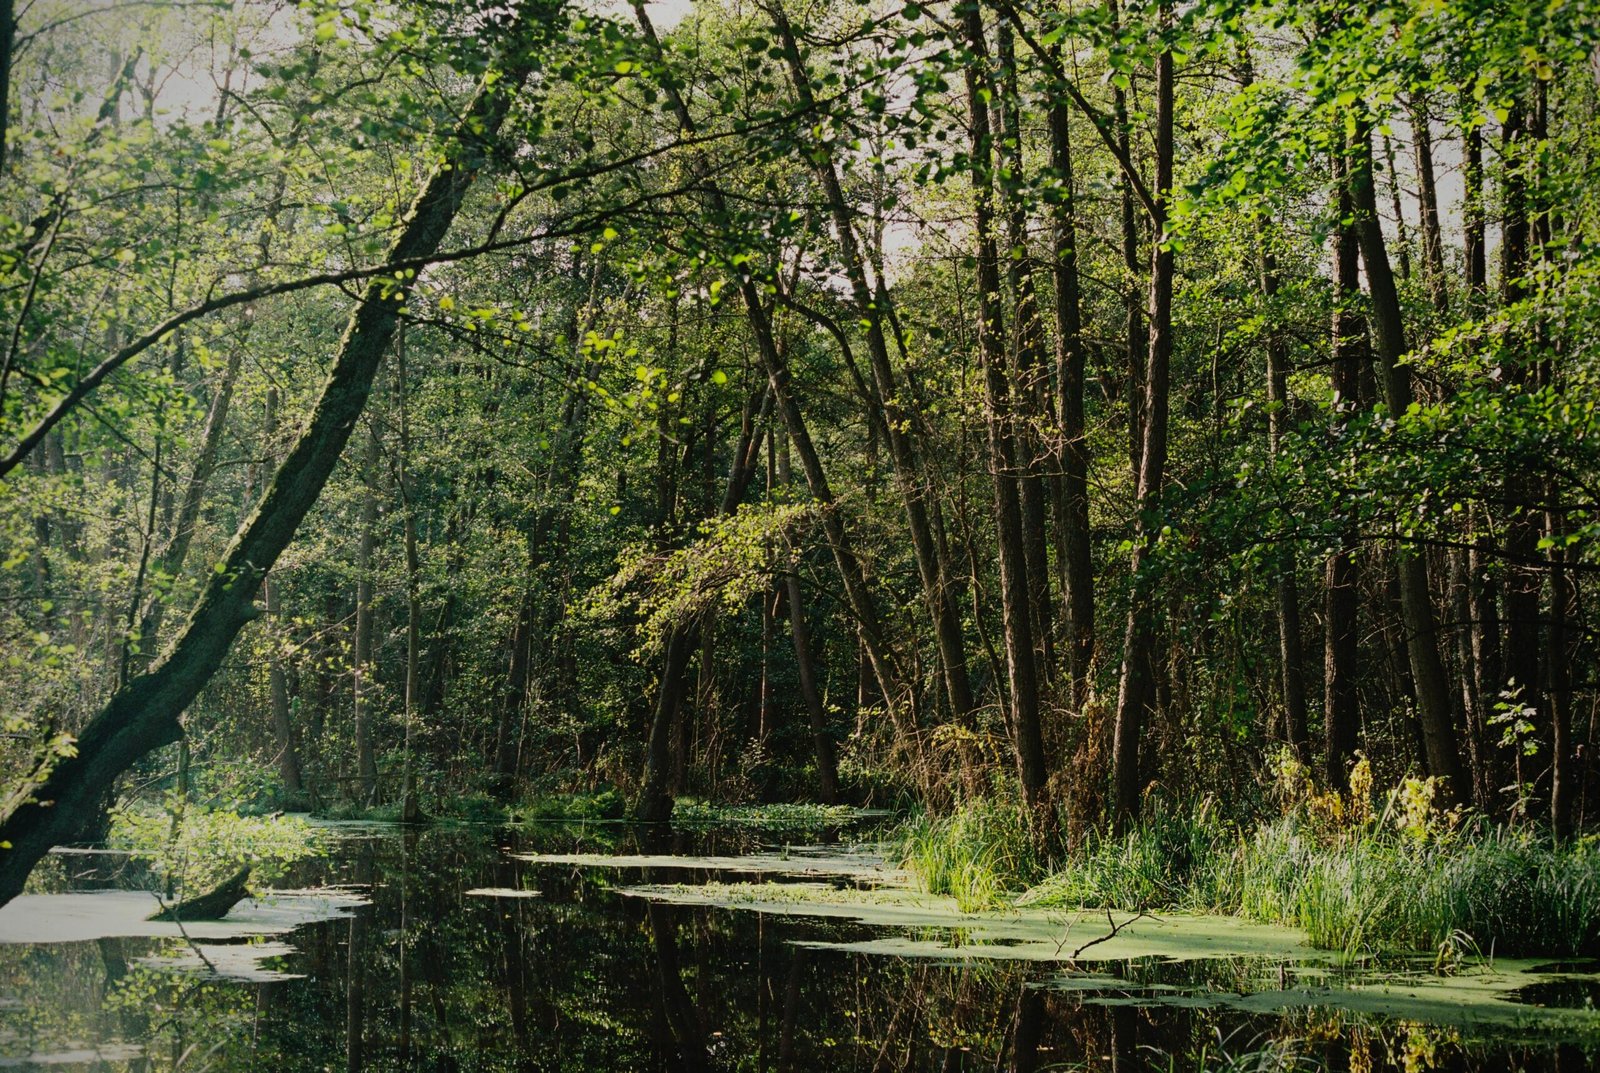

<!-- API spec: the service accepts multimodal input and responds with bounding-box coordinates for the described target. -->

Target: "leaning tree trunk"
[629,0,904,725]
[770,8,975,725]
[0,52,532,907]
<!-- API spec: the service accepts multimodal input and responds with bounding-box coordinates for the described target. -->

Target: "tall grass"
[901,798,1600,958]
[898,800,1045,911]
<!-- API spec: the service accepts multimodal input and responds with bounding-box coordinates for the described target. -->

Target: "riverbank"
[901,796,1600,959]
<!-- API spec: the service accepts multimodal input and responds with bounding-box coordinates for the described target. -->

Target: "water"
[1,822,1596,1071]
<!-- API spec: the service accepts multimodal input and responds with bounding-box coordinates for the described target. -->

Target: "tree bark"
[1409,94,1449,316]
[352,426,380,806]
[263,388,304,797]
[0,53,531,907]
[1462,102,1487,306]
[1498,96,1547,813]
[629,0,903,726]
[1258,242,1310,761]
[1116,77,1145,474]
[996,22,1056,683]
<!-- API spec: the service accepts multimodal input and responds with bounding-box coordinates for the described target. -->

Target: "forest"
[1,0,1599,1068]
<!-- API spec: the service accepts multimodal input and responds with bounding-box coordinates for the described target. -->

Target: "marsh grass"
[899,800,1045,911]
[903,799,1600,957]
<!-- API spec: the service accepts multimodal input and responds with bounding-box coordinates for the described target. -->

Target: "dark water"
[1,823,1596,1072]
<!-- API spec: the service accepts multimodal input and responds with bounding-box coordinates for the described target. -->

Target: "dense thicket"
[2,0,1598,897]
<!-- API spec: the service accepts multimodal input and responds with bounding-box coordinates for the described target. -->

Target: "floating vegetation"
[0,888,366,981]
[517,847,905,883]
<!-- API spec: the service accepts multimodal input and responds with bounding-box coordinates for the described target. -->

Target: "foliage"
[108,799,327,895]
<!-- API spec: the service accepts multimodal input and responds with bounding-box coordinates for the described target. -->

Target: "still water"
[1,821,1596,1071]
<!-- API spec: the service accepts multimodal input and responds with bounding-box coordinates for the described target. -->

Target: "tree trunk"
[778,430,839,802]
[352,426,380,807]
[1048,79,1094,711]
[1349,120,1466,805]
[636,384,770,822]
[996,22,1057,683]
[1112,1,1145,476]
[1498,96,1546,814]
[1409,94,1449,316]
[1324,547,1361,790]
[1462,98,1487,306]
[396,334,423,825]
[961,0,1051,840]
[262,389,303,797]
[630,2,904,727]
[1111,27,1173,832]
[0,56,530,906]
[1259,242,1309,761]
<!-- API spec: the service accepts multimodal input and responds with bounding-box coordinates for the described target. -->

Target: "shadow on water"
[1,822,1598,1071]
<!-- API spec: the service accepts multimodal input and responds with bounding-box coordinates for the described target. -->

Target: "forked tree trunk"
[770,8,974,724]
[629,0,904,729]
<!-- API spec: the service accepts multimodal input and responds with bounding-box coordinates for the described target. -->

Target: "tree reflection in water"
[0,825,1594,1072]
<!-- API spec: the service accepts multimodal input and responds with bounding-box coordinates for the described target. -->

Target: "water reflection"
[0,824,1595,1071]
